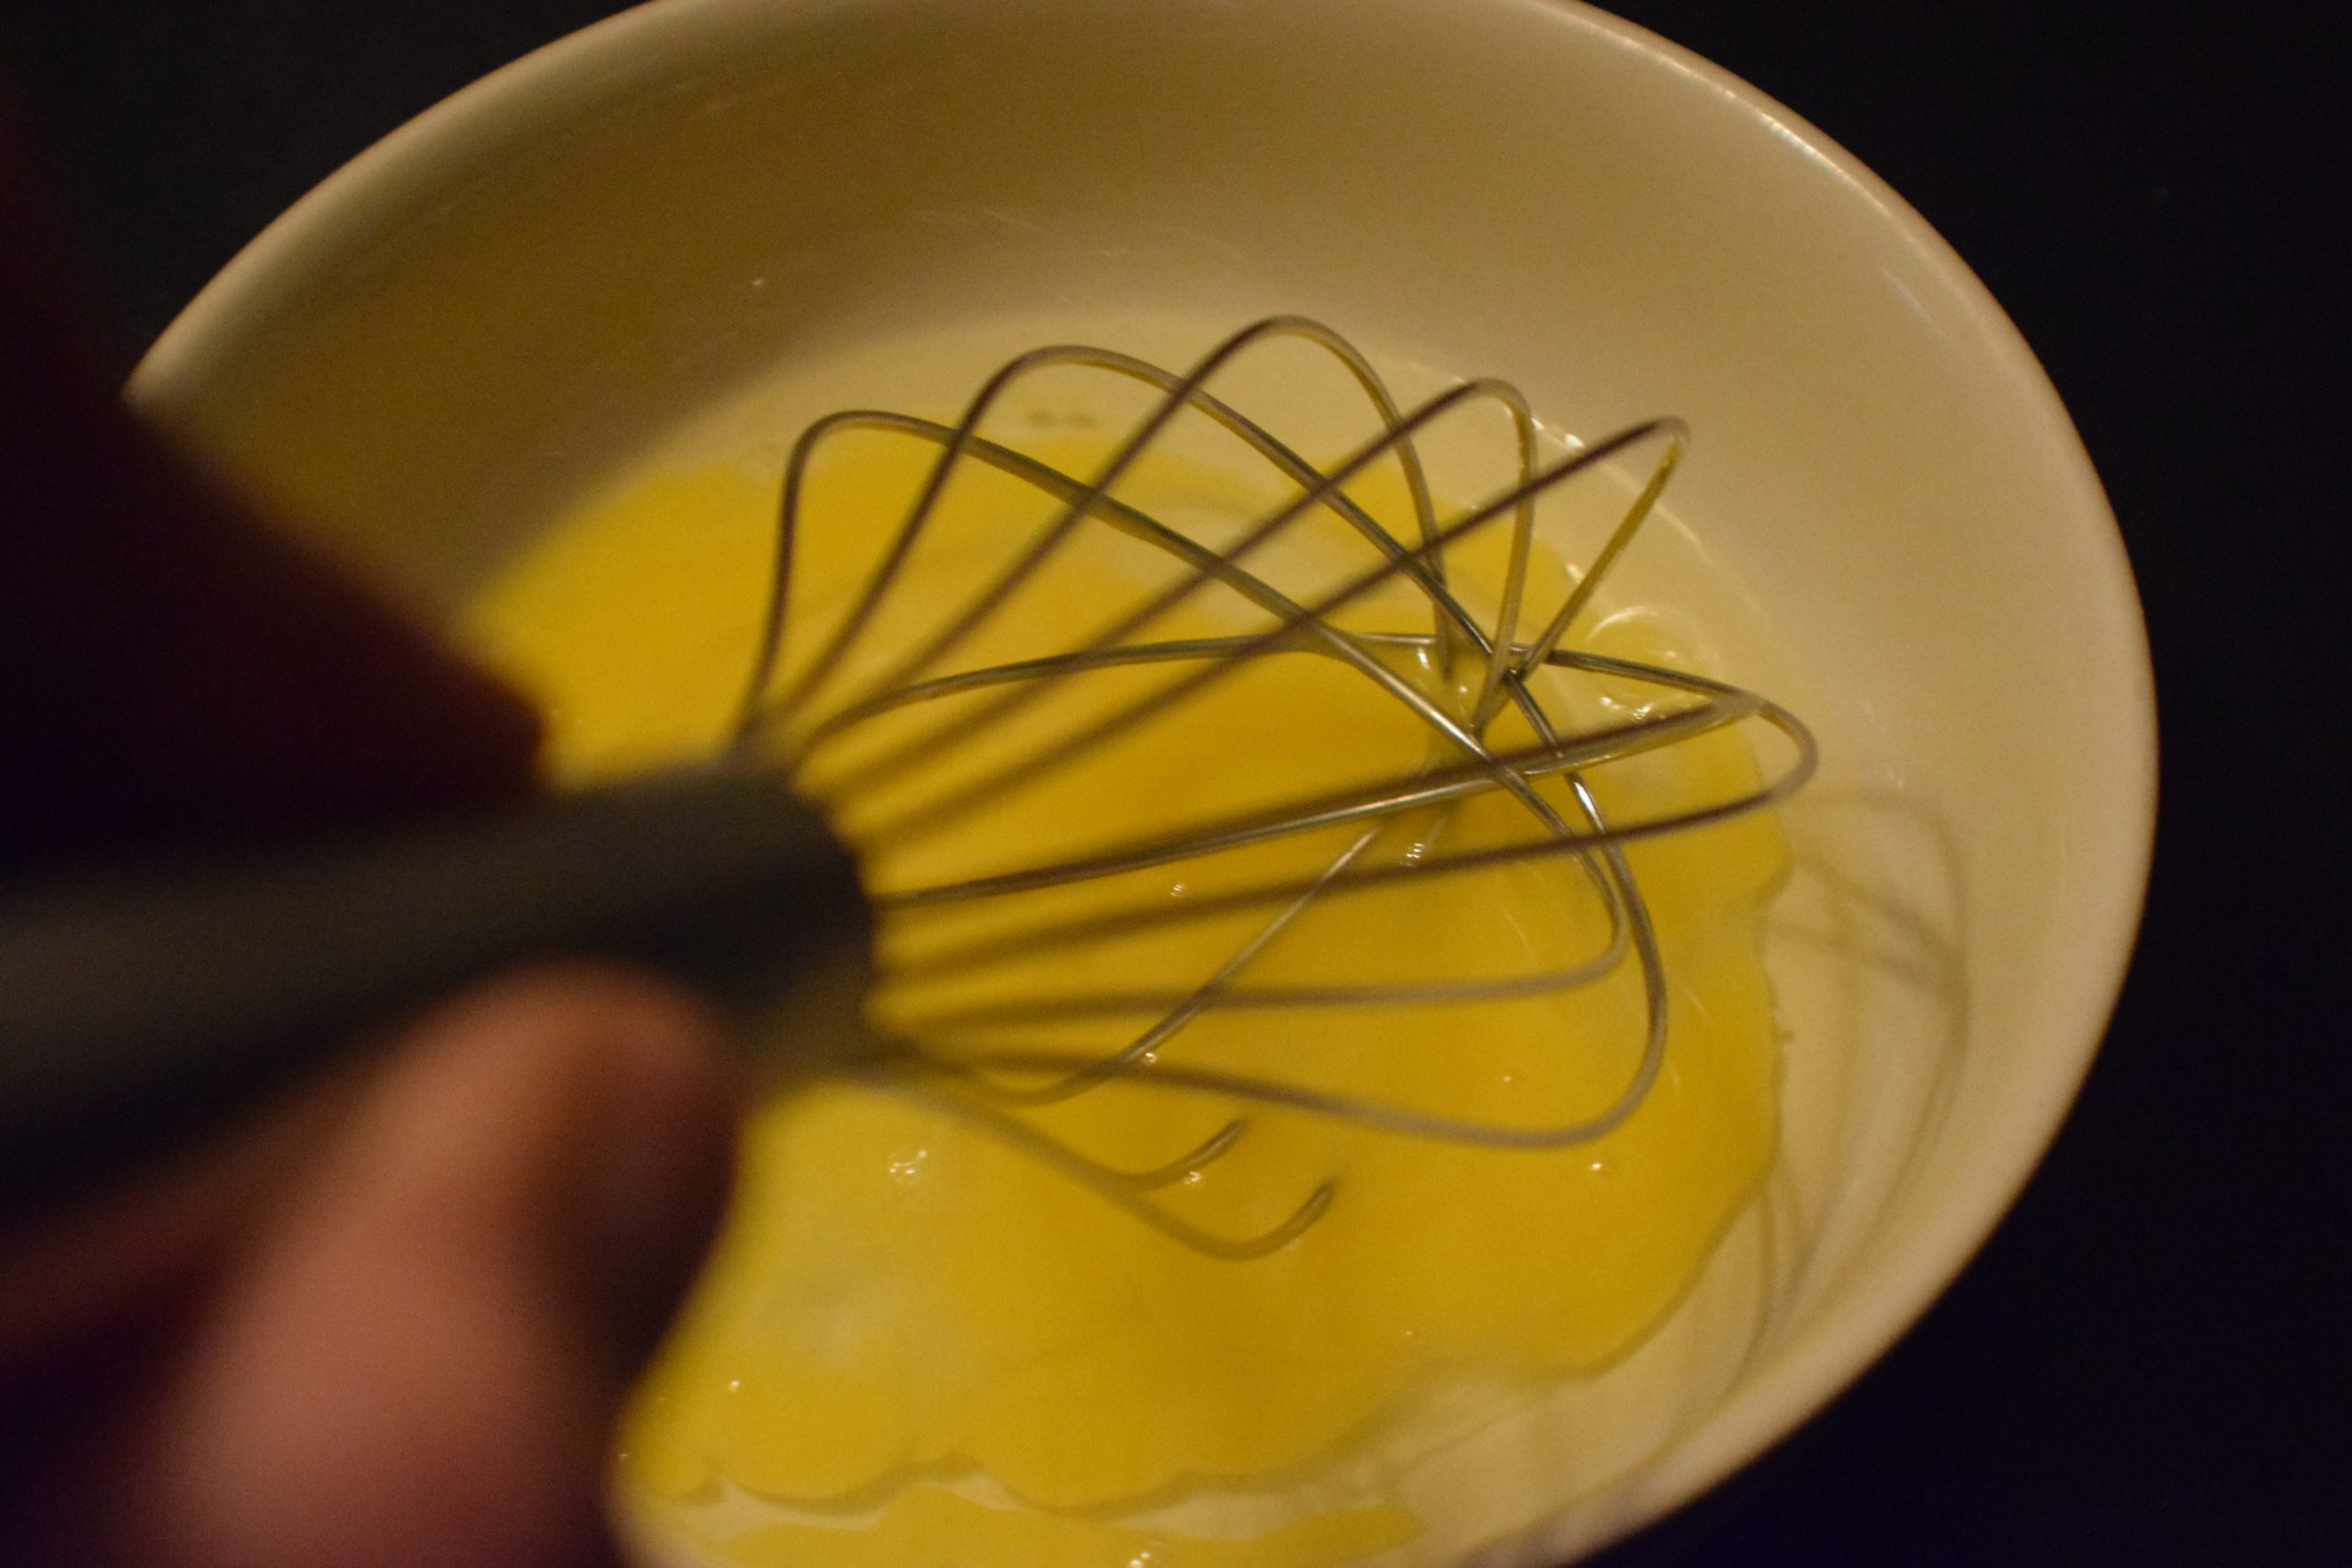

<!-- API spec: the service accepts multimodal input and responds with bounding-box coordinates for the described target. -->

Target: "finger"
[0,1076,361,1566]
[116,966,741,1568]
[0,108,541,873]
[0,1062,356,1377]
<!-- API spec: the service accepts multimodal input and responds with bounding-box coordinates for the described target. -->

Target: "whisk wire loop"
[740,322,1599,854]
[850,413,1686,855]
[885,686,1814,986]
[763,372,1510,797]
[748,317,1440,746]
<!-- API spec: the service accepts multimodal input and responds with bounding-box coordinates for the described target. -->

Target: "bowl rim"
[129,0,2158,1557]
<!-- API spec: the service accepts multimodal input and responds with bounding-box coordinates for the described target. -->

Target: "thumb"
[121,966,741,1568]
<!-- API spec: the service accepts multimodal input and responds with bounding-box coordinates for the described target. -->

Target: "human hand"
[0,107,742,1568]
[2,967,740,1568]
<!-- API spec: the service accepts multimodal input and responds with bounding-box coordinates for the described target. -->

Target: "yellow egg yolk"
[462,431,1788,1566]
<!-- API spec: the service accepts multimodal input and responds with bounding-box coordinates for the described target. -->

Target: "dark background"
[1,1,2339,1562]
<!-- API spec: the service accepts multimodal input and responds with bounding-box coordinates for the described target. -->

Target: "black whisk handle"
[0,766,865,1220]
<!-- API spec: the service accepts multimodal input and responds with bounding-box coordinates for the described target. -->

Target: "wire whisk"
[726,316,1815,1258]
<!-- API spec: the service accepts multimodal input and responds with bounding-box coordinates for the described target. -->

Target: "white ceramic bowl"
[130,0,2154,1561]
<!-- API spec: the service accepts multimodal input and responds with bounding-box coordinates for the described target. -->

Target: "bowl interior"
[132,0,2154,1560]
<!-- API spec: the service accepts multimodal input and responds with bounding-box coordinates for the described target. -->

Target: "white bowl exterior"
[131,0,2154,1559]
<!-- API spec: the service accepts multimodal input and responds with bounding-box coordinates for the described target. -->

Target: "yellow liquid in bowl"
[464,430,1788,1567]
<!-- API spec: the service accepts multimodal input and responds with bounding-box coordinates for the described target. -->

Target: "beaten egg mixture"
[463,423,1788,1567]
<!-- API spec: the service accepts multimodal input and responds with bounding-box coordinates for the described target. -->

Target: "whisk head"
[729,316,1814,1258]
